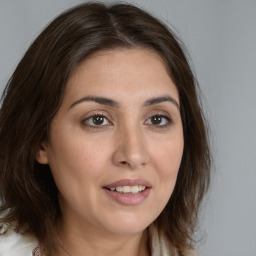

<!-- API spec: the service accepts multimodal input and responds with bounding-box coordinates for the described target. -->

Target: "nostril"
[120,161,128,165]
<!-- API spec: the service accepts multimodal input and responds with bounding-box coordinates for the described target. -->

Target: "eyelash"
[144,114,172,128]
[82,113,112,129]
[82,113,172,129]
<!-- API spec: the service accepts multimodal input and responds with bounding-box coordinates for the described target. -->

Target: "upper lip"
[103,179,152,188]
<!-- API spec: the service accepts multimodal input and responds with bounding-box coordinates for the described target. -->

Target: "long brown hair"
[0,2,211,255]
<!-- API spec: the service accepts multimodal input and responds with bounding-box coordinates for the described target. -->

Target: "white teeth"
[130,186,138,193]
[116,186,123,192]
[123,186,130,193]
[138,185,144,191]
[109,185,146,194]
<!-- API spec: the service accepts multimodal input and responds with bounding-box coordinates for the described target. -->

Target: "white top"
[0,225,38,256]
[0,223,198,256]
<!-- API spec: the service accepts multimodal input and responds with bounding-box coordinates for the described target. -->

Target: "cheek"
[152,135,184,191]
[47,139,103,207]
[47,132,113,189]
[155,136,183,171]
[146,136,183,220]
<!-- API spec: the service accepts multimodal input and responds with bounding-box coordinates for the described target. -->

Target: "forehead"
[64,48,179,105]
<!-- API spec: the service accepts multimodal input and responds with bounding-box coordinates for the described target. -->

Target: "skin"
[37,48,184,256]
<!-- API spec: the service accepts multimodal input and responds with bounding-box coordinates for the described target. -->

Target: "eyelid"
[145,110,172,120]
[144,111,173,127]
[81,111,113,128]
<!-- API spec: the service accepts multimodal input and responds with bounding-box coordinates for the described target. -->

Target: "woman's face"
[37,48,184,236]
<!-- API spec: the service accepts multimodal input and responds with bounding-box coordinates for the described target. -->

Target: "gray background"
[0,0,255,255]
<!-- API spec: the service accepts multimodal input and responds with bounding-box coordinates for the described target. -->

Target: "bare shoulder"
[0,222,38,256]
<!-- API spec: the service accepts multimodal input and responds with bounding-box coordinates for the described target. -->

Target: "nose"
[112,126,150,169]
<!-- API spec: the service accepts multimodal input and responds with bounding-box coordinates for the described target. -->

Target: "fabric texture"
[0,224,37,256]
[149,224,199,256]
[0,223,198,256]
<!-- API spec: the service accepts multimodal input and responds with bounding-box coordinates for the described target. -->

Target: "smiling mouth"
[103,179,152,205]
[104,185,146,194]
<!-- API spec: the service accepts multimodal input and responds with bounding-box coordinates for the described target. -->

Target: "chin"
[99,213,154,235]
[108,224,148,236]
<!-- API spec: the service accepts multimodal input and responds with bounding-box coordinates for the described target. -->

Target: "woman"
[0,2,210,256]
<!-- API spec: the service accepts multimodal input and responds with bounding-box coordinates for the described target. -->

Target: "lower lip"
[103,188,151,205]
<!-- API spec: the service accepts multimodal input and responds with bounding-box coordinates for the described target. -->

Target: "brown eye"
[145,114,171,127]
[92,115,105,125]
[151,115,162,125]
[83,114,111,127]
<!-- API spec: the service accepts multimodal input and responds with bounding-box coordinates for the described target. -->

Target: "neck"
[57,219,150,256]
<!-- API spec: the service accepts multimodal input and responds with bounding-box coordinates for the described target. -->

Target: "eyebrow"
[69,95,179,110]
[69,96,120,109]
[143,96,180,109]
